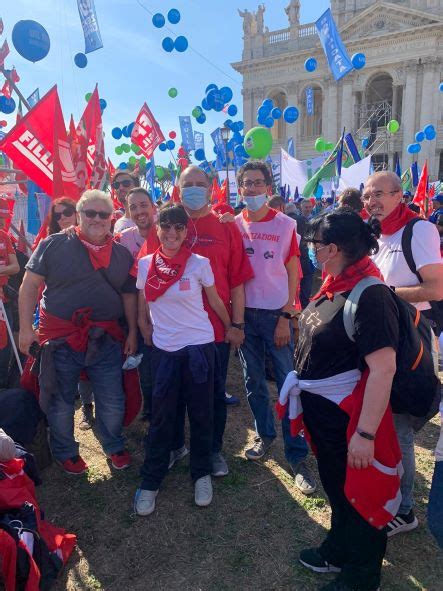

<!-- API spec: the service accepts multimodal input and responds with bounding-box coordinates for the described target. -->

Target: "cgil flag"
[179,116,195,152]
[131,103,165,161]
[77,0,103,54]
[316,9,353,81]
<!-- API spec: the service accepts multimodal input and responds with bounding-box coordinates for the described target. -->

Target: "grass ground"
[38,353,443,591]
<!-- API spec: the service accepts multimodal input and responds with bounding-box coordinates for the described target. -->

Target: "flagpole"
[0,66,31,111]
[0,299,23,374]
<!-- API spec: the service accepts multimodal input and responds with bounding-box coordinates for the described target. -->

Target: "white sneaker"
[194,475,213,507]
[134,489,158,516]
[168,445,189,470]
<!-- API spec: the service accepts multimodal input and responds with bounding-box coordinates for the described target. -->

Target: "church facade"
[232,1,443,179]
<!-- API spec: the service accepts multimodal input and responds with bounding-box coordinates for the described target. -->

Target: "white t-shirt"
[137,253,215,352]
[114,216,136,233]
[119,226,145,258]
[372,220,442,311]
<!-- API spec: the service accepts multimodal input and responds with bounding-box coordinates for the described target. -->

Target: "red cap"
[0,198,10,219]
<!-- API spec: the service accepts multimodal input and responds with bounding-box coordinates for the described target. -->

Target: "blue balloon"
[407,143,421,154]
[201,97,210,111]
[257,105,271,120]
[206,89,217,109]
[264,117,274,128]
[159,143,167,152]
[112,127,122,140]
[220,87,233,104]
[99,99,107,110]
[128,122,135,136]
[212,93,225,112]
[74,53,87,68]
[167,9,181,24]
[152,13,165,28]
[228,104,238,117]
[196,113,207,124]
[304,57,317,72]
[237,121,245,131]
[271,107,282,120]
[162,37,174,52]
[119,162,128,170]
[12,20,50,62]
[415,131,425,143]
[122,126,131,138]
[440,83,443,93]
[283,106,299,124]
[224,119,233,129]
[351,52,366,70]
[205,84,218,93]
[166,140,176,150]
[0,96,15,114]
[232,132,243,144]
[174,36,188,52]
[262,98,274,109]
[195,148,206,161]
[424,124,436,140]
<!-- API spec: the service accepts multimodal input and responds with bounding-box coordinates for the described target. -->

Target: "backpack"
[401,218,443,334]
[343,276,440,421]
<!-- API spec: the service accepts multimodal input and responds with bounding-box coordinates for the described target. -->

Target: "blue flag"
[145,158,156,200]
[411,162,419,187]
[344,133,361,163]
[27,88,40,108]
[194,131,204,152]
[306,88,314,116]
[179,116,195,152]
[211,128,226,171]
[199,160,212,175]
[395,155,401,178]
[77,0,103,54]
[316,9,353,81]
[27,181,42,235]
[287,137,295,158]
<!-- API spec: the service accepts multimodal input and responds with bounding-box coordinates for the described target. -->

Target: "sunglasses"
[81,209,112,220]
[112,180,133,190]
[159,222,186,232]
[53,206,75,221]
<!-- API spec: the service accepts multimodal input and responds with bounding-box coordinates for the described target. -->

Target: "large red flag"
[210,177,220,203]
[0,86,79,200]
[219,178,229,204]
[412,160,428,211]
[131,103,165,161]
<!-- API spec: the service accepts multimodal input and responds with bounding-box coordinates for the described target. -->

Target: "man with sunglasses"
[19,190,138,475]
[363,171,443,537]
[235,161,316,495]
[111,171,138,233]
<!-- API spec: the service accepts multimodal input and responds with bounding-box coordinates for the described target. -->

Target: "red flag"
[171,185,181,203]
[412,160,428,210]
[67,115,76,143]
[108,158,123,209]
[17,220,27,255]
[210,177,220,203]
[0,40,9,67]
[0,86,79,200]
[131,103,165,161]
[219,178,229,204]
[429,184,435,200]
[10,68,19,84]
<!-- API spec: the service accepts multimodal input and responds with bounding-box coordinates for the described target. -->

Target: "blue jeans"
[138,338,153,417]
[428,460,443,548]
[239,308,308,467]
[393,413,415,514]
[48,339,126,461]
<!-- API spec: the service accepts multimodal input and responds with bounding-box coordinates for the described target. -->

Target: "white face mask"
[244,193,267,212]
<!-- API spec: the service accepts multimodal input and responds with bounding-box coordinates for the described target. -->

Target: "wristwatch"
[356,428,375,441]
[231,322,245,330]
[280,311,296,320]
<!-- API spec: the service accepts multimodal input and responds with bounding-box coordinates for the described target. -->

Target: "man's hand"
[218,213,235,224]
[225,326,244,347]
[347,432,374,470]
[123,330,137,355]
[19,327,38,355]
[274,317,291,348]
[140,324,153,347]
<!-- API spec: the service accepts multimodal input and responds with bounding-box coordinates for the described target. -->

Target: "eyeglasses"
[159,222,186,232]
[241,179,267,189]
[112,180,133,190]
[361,189,399,202]
[81,209,112,220]
[53,206,75,221]
[307,239,326,246]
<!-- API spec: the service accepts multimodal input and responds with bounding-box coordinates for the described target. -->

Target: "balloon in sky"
[12,20,50,62]
[159,143,167,152]
[85,92,92,102]
[264,117,274,128]
[415,131,425,143]
[74,53,87,68]
[166,140,176,150]
[351,53,366,70]
[168,88,178,98]
[128,122,135,136]
[196,113,206,124]
[122,143,131,153]
[112,127,122,140]
[0,97,16,114]
[119,162,128,170]
[387,119,400,134]
[152,13,165,28]
[407,143,421,154]
[115,146,123,156]
[162,37,174,52]
[195,148,205,161]
[220,87,233,104]
[168,9,181,24]
[206,84,218,93]
[99,99,107,110]
[174,36,188,52]
[131,143,141,154]
[243,127,273,159]
[424,124,436,139]
[283,106,299,124]
[325,142,335,151]
[192,106,202,118]
[169,131,177,139]
[201,97,210,111]
[128,156,137,166]
[228,105,238,117]
[122,126,131,138]
[0,120,7,127]
[304,57,317,72]
[262,98,273,109]
[271,108,282,120]
[257,105,271,120]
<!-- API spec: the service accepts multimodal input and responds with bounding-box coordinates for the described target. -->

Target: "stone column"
[401,61,418,168]
[325,81,338,141]
[242,88,254,133]
[419,59,437,176]
[341,79,354,134]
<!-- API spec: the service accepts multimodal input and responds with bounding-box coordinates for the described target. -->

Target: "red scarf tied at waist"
[380,202,418,236]
[75,226,113,270]
[312,256,383,301]
[145,246,192,302]
[38,307,124,351]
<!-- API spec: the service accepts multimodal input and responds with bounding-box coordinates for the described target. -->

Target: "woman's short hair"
[338,188,363,213]
[48,197,77,235]
[306,208,381,264]
[157,204,189,226]
[236,160,273,188]
[76,190,113,214]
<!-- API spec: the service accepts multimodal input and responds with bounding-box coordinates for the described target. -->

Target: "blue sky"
[2,0,329,166]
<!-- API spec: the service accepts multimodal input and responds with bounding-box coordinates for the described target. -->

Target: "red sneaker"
[58,455,88,475]
[108,450,131,470]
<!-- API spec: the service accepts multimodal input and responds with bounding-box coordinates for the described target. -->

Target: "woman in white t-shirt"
[134,204,231,516]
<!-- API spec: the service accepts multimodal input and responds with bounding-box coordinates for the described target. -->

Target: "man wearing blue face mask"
[235,161,317,495]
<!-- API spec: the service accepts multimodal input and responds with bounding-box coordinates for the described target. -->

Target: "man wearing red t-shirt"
[138,166,253,476]
[235,162,316,495]
[0,198,20,388]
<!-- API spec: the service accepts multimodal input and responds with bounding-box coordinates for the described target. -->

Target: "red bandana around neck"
[145,246,192,302]
[75,227,113,270]
[380,202,418,236]
[312,256,383,301]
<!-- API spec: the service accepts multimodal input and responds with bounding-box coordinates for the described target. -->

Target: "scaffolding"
[353,100,393,170]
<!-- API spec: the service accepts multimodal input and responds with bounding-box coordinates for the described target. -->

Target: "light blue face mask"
[307,246,321,271]
[244,193,267,212]
[181,186,208,211]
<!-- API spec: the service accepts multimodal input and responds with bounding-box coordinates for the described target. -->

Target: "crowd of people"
[0,162,442,591]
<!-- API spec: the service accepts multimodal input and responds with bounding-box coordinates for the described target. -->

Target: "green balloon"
[315,137,326,152]
[115,146,123,155]
[325,142,335,151]
[243,127,273,160]
[387,119,400,134]
[192,106,202,118]
[85,92,92,102]
[168,87,178,98]
[155,165,165,180]
[140,156,147,164]
[131,143,141,153]
[129,156,137,165]
[122,143,131,153]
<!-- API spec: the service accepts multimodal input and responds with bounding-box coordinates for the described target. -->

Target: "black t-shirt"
[26,233,136,321]
[295,284,399,380]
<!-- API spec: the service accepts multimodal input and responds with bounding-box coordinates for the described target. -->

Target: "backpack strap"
[401,218,423,281]
[343,277,386,342]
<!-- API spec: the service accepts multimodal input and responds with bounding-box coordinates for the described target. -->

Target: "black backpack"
[343,277,440,420]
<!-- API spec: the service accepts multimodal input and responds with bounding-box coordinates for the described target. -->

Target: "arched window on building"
[267,91,288,144]
[300,85,322,138]
[364,73,393,128]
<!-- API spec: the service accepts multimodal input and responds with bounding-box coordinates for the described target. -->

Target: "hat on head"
[0,198,9,219]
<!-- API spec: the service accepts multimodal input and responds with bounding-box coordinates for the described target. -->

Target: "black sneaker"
[299,548,342,573]
[387,509,418,537]
[245,437,272,460]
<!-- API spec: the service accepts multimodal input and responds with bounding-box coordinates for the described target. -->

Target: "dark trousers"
[138,337,153,417]
[301,392,386,591]
[299,273,314,309]
[0,301,13,389]
[172,342,229,453]
[140,343,215,490]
